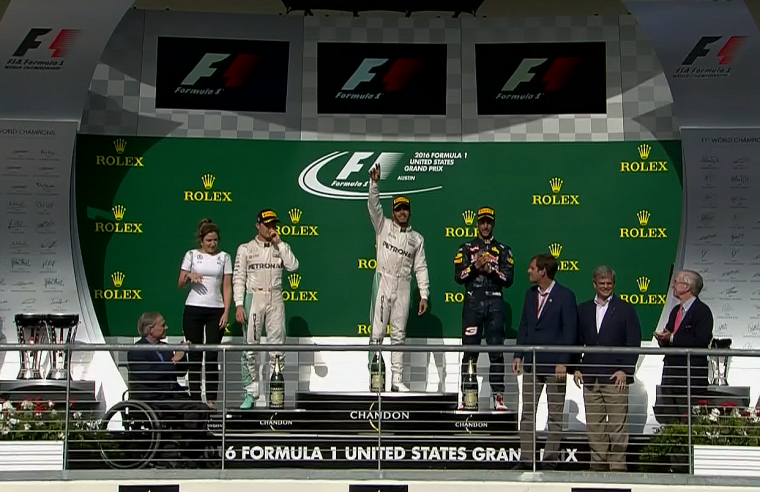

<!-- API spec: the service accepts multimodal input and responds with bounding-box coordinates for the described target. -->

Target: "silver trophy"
[14,314,46,379]
[46,314,79,380]
[709,337,732,386]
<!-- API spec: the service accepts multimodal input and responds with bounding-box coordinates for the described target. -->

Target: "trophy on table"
[708,337,732,386]
[14,314,46,379]
[46,314,79,380]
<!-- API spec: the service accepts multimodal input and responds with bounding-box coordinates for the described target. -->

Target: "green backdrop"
[75,135,683,339]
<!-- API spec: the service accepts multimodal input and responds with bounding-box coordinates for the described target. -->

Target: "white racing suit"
[233,237,299,396]
[368,179,430,384]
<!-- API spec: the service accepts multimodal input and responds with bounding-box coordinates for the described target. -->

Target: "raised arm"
[368,178,385,235]
[232,244,248,308]
[278,241,299,272]
[413,236,430,300]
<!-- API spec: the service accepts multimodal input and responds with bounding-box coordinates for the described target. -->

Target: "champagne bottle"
[269,355,285,410]
[369,351,385,393]
[462,359,478,411]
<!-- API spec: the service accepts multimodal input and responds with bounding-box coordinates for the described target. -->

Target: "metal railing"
[0,342,754,476]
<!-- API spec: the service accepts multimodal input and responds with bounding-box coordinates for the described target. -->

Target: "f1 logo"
[682,36,747,66]
[12,28,81,58]
[341,58,422,91]
[501,57,581,92]
[181,53,261,88]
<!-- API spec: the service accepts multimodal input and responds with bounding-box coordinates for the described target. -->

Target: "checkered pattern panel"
[461,16,624,142]
[301,16,462,142]
[137,11,303,140]
[618,14,679,141]
[80,10,144,136]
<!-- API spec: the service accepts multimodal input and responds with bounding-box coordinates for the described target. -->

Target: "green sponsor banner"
[75,136,682,339]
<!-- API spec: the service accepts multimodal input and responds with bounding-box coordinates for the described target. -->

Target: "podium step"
[211,408,517,436]
[295,391,459,411]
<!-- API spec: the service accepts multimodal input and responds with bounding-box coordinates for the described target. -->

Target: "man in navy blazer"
[127,312,210,442]
[512,253,578,470]
[654,270,713,424]
[573,265,641,471]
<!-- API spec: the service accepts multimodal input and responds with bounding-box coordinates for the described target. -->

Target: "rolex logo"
[532,177,579,206]
[282,272,318,302]
[289,208,302,224]
[462,210,476,226]
[94,270,142,301]
[288,273,302,290]
[112,204,126,222]
[549,243,563,258]
[113,138,127,155]
[201,173,216,190]
[620,209,666,238]
[638,143,652,160]
[637,276,650,293]
[277,208,319,237]
[637,210,651,226]
[96,205,143,234]
[111,271,125,288]
[619,275,665,305]
[184,174,232,203]
[548,242,579,272]
[445,210,478,238]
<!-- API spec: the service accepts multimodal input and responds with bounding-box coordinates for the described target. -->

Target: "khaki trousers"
[519,372,567,464]
[583,380,629,471]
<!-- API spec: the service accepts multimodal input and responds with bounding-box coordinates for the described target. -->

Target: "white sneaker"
[391,374,410,392]
[392,382,410,392]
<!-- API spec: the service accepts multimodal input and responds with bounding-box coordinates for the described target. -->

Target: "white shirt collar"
[681,296,697,313]
[595,294,613,306]
[538,280,556,296]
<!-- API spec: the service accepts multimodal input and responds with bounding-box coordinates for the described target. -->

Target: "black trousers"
[461,296,506,394]
[152,395,211,461]
[182,305,224,402]
[657,364,708,424]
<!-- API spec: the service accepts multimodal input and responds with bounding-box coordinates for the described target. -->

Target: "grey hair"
[592,265,616,283]
[137,312,162,337]
[679,270,704,296]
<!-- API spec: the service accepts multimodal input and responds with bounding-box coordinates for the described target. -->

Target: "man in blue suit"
[512,253,578,470]
[573,265,641,472]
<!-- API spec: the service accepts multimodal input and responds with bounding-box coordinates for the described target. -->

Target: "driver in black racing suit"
[453,206,514,411]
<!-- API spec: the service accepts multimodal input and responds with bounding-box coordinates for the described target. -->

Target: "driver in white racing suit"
[367,164,430,392]
[233,209,299,409]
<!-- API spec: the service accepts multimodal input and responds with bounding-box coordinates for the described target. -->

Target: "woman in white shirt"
[178,218,232,409]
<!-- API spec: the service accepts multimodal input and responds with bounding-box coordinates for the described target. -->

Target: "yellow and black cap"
[257,209,280,225]
[477,206,495,221]
[393,196,411,210]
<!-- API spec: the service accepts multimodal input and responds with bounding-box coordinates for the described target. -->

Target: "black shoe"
[541,462,558,471]
[510,462,532,471]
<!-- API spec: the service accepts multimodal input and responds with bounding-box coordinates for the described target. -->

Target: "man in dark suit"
[512,253,578,470]
[654,270,713,424]
[127,312,210,458]
[573,265,641,471]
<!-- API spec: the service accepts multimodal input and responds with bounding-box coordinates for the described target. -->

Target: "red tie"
[537,292,548,316]
[673,306,684,334]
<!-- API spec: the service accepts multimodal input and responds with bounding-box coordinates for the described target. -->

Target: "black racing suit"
[453,236,514,395]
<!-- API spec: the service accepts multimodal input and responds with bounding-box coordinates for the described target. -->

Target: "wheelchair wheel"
[99,400,162,469]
